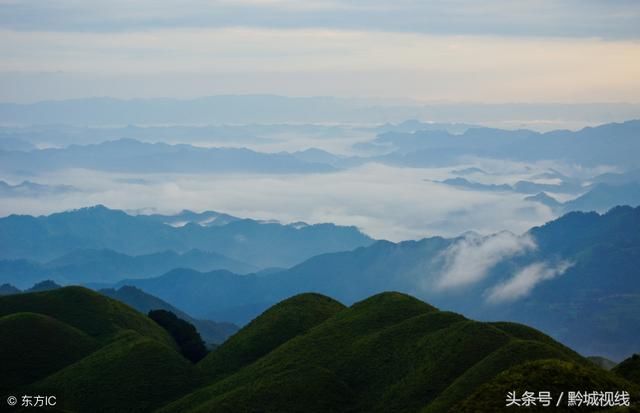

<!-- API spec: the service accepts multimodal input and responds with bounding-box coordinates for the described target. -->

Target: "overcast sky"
[1,0,639,102]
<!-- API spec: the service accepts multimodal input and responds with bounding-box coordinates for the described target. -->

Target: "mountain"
[523,182,640,214]
[0,248,256,288]
[290,148,346,165]
[561,182,640,213]
[161,292,638,413]
[0,124,269,147]
[524,192,562,209]
[0,283,20,295]
[592,168,640,186]
[374,120,640,168]
[434,177,511,192]
[117,206,640,360]
[26,280,61,292]
[613,354,640,385]
[3,288,638,412]
[0,138,336,174]
[0,205,374,267]
[0,180,78,197]
[140,209,241,227]
[435,177,583,194]
[100,286,238,345]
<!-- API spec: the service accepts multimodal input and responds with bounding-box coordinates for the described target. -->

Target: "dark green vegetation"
[31,330,202,413]
[3,287,638,412]
[198,293,345,381]
[1,282,238,345]
[149,309,208,363]
[454,359,639,412]
[0,286,175,346]
[160,292,639,413]
[0,312,98,392]
[0,287,202,412]
[613,355,640,385]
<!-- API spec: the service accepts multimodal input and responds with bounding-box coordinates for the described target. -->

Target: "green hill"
[31,331,203,413]
[160,292,592,413]
[0,312,98,392]
[3,288,637,412]
[613,354,640,385]
[198,293,345,381]
[0,286,175,347]
[453,359,640,412]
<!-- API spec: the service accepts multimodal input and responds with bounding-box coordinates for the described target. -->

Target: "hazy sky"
[1,0,639,102]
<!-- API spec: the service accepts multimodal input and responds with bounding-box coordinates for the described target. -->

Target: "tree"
[148,309,207,363]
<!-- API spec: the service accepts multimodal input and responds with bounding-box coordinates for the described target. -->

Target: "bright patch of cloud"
[485,260,574,303]
[435,231,537,290]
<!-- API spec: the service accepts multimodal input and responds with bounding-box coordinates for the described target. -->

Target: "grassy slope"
[613,354,640,385]
[0,286,176,348]
[31,330,203,413]
[452,359,640,412]
[0,286,201,411]
[161,292,588,413]
[3,288,634,413]
[0,312,98,392]
[198,292,345,381]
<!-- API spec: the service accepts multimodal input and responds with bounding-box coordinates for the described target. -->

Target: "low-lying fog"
[0,159,599,241]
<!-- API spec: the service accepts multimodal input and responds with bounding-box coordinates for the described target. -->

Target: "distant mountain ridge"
[0,180,77,197]
[0,138,336,174]
[0,248,256,289]
[99,286,238,345]
[522,182,640,214]
[0,205,374,267]
[374,119,640,168]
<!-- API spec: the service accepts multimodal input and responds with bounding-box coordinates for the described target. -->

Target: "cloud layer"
[1,0,638,39]
[1,2,639,102]
[485,260,574,303]
[0,163,558,241]
[435,231,537,290]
